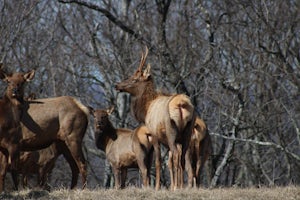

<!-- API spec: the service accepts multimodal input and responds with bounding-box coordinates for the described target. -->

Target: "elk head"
[115,47,152,95]
[92,107,115,149]
[93,107,114,131]
[0,68,35,102]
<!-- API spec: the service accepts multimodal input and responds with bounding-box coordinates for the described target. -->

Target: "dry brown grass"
[1,186,299,200]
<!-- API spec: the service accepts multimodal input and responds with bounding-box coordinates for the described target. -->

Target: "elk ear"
[87,106,95,116]
[24,70,35,82]
[107,106,114,115]
[0,70,7,80]
[143,64,151,79]
[0,64,7,80]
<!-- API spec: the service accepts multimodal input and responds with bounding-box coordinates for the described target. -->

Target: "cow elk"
[185,116,212,188]
[0,66,35,192]
[19,95,90,189]
[91,107,154,189]
[115,47,196,190]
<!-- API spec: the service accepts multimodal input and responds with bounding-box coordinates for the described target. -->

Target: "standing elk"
[91,107,154,189]
[17,143,58,189]
[0,143,58,189]
[0,67,35,192]
[115,47,196,190]
[19,95,90,189]
[185,116,212,188]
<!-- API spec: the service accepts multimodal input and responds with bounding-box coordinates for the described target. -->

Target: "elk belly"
[118,152,137,167]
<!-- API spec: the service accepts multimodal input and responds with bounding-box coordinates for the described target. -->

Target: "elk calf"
[0,67,35,192]
[92,107,153,189]
[18,143,58,189]
[116,47,195,190]
[0,143,58,189]
[185,116,212,188]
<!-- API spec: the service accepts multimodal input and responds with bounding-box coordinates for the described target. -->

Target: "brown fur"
[92,108,153,189]
[115,48,195,190]
[19,96,89,189]
[0,68,35,192]
[0,143,58,189]
[18,143,58,188]
[185,116,212,187]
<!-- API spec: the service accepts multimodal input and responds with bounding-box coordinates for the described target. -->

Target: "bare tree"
[0,0,299,188]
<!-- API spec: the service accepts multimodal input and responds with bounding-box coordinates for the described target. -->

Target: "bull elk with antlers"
[91,107,154,189]
[115,47,196,190]
[185,116,212,187]
[0,66,35,192]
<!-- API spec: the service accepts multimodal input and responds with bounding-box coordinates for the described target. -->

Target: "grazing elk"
[19,95,90,189]
[115,47,196,190]
[185,116,212,188]
[0,67,35,192]
[91,107,154,189]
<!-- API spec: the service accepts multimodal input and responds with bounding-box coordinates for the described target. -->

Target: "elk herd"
[0,47,211,192]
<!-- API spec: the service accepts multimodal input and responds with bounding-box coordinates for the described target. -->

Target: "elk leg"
[185,148,193,188]
[136,151,149,187]
[173,147,180,190]
[152,137,161,190]
[22,175,28,188]
[112,167,121,189]
[0,173,5,193]
[181,120,194,187]
[120,168,127,188]
[64,139,87,189]
[167,150,174,190]
[58,141,80,189]
[176,143,183,189]
[198,135,211,187]
[168,142,180,190]
[39,167,48,188]
[0,154,8,192]
[195,142,201,187]
[11,169,19,190]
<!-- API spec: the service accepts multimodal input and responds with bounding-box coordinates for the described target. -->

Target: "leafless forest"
[0,0,299,190]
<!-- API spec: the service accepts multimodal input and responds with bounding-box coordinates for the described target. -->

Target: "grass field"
[0,186,299,200]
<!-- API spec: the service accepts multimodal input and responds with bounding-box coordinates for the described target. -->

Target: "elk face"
[93,110,110,131]
[0,70,35,101]
[93,107,114,149]
[93,107,114,132]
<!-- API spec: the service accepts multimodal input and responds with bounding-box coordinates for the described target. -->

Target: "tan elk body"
[0,67,35,192]
[19,96,90,189]
[92,107,153,189]
[116,47,196,190]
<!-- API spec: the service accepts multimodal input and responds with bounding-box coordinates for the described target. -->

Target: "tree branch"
[209,132,300,163]
[58,0,151,47]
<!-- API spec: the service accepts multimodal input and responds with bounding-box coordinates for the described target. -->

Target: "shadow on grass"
[0,189,56,200]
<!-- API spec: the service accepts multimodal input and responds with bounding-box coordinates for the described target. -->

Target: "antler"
[137,46,149,72]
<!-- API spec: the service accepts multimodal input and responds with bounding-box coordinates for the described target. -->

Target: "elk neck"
[94,120,118,152]
[131,80,158,123]
[2,94,24,122]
